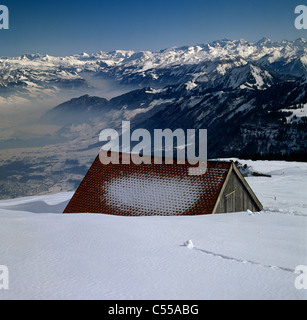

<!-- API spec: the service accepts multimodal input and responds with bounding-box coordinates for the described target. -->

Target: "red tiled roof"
[64,154,231,216]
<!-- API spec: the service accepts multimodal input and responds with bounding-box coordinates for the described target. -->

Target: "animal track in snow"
[188,245,295,273]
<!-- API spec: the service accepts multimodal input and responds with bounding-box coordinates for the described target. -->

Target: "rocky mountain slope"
[42,59,307,160]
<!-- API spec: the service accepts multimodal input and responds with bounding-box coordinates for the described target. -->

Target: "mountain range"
[1,37,307,97]
[40,38,307,159]
[0,38,306,199]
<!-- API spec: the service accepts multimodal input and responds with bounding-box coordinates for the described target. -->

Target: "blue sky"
[0,0,306,56]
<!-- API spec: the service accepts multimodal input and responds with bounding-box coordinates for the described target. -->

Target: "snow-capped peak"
[0,38,306,105]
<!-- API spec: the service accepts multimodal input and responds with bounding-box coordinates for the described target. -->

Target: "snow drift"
[0,160,306,300]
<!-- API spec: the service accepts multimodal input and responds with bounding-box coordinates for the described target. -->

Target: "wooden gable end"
[212,162,263,214]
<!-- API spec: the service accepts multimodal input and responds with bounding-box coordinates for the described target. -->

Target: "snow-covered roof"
[64,154,234,215]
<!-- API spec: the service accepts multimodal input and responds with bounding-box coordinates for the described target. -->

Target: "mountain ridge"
[1,38,306,91]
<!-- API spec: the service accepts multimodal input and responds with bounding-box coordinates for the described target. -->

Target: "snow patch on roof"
[103,173,205,216]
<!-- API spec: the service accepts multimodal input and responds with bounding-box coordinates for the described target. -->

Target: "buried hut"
[64,153,263,215]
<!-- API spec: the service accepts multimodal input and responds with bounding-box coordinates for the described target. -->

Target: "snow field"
[0,160,306,300]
